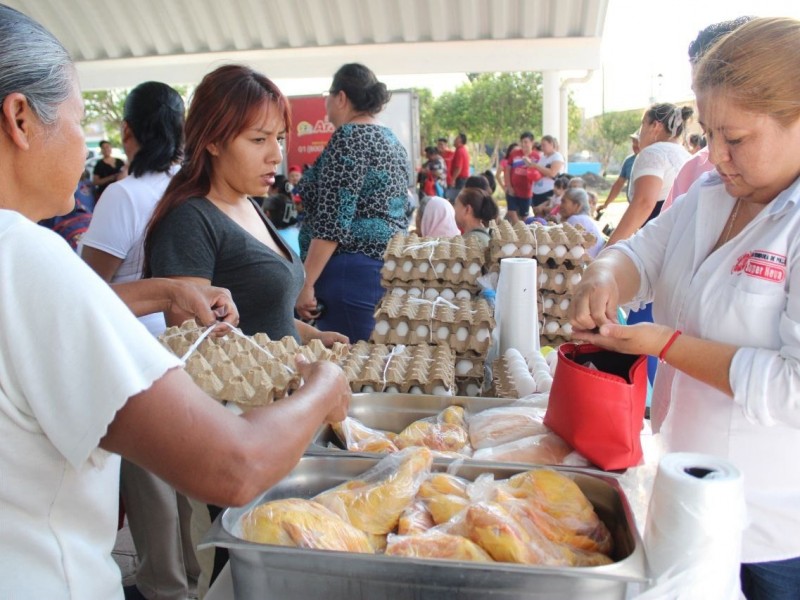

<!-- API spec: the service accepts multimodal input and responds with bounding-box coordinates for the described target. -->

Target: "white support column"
[542,71,560,140]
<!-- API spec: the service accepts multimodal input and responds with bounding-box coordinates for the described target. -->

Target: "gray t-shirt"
[149,197,304,339]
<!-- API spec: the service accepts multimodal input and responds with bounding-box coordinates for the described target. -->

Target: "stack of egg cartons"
[375,232,492,396]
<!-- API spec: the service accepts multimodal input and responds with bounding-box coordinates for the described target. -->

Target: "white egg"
[402,260,413,272]
[374,320,390,335]
[451,263,463,274]
[466,383,481,396]
[538,378,552,393]
[520,243,533,255]
[562,322,573,336]
[432,385,450,396]
[435,262,446,273]
[543,298,554,310]
[408,287,422,297]
[437,326,450,340]
[397,322,409,337]
[502,243,516,256]
[362,385,375,393]
[560,298,570,311]
[476,328,490,342]
[384,260,396,271]
[569,246,585,259]
[409,386,423,394]
[456,359,473,376]
[441,289,455,300]
[468,263,481,275]
[456,289,471,300]
[570,273,582,285]
[391,288,406,296]
[505,348,523,361]
[516,378,536,396]
[538,244,551,256]
[418,262,429,273]
[545,321,559,334]
[416,325,429,337]
[554,245,567,258]
[424,288,438,300]
[385,385,399,393]
[455,327,469,342]
[554,273,565,285]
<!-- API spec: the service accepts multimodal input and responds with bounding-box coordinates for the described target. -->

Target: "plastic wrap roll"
[495,258,539,356]
[641,452,746,600]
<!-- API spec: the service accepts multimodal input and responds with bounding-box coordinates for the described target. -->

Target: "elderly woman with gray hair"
[0,5,350,598]
[558,188,605,257]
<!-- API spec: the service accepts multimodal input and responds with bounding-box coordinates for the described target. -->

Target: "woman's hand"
[294,355,350,423]
[316,330,349,347]
[569,266,621,330]
[572,322,674,357]
[166,280,239,334]
[295,283,318,321]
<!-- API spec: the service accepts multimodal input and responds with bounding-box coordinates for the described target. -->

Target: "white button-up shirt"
[616,171,800,563]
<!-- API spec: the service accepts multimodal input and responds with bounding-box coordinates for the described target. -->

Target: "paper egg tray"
[488,221,595,272]
[381,232,486,286]
[159,321,348,407]
[340,341,455,395]
[383,280,480,299]
[370,295,494,354]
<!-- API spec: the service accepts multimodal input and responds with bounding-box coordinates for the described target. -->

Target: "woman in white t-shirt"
[0,7,350,599]
[606,103,693,246]
[530,135,565,208]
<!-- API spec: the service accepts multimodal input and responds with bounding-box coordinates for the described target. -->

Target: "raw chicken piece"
[240,498,373,553]
[386,531,493,562]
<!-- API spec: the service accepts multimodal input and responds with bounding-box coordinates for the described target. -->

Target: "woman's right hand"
[568,265,621,332]
[295,355,350,423]
[295,283,318,321]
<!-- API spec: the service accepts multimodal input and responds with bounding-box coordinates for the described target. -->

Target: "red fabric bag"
[543,343,648,470]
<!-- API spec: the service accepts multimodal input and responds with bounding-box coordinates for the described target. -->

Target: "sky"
[273,0,800,118]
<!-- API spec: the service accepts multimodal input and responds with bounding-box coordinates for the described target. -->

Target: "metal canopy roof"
[6,0,609,90]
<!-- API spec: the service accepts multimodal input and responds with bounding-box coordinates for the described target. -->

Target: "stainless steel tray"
[202,455,647,600]
[308,391,514,453]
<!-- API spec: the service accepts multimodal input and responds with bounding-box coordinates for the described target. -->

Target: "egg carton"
[488,221,596,271]
[159,320,348,407]
[538,291,572,320]
[384,280,479,300]
[492,348,556,399]
[455,377,486,397]
[340,341,455,395]
[370,295,494,355]
[540,317,574,342]
[538,265,584,295]
[381,233,486,286]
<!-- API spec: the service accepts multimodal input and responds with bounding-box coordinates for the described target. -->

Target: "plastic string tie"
[380,344,406,392]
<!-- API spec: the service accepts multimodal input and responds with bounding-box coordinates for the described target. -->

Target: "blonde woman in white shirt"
[570,18,800,597]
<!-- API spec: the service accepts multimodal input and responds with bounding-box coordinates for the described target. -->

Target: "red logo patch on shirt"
[731,250,786,283]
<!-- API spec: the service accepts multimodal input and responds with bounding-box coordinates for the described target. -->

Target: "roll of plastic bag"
[637,452,746,600]
[494,257,538,356]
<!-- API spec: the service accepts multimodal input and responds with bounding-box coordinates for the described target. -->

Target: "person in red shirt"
[503,131,542,224]
[447,132,470,201]
[437,137,455,184]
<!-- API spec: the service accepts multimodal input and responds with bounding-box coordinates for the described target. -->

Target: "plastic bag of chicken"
[313,447,433,535]
[332,417,399,453]
[239,497,374,553]
[394,405,472,456]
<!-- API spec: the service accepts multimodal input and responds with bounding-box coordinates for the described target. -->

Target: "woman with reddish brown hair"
[144,65,345,343]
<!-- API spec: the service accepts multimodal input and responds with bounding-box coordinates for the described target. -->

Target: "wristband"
[658,330,682,363]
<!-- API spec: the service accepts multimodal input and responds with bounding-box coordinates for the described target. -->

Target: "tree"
[82,89,127,146]
[429,72,582,171]
[413,87,436,150]
[578,110,642,175]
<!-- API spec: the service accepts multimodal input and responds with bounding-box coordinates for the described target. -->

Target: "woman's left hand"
[315,331,350,347]
[573,322,674,357]
[295,283,318,321]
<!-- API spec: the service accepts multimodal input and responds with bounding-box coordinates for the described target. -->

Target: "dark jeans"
[742,556,800,599]
[315,252,384,343]
[506,194,532,218]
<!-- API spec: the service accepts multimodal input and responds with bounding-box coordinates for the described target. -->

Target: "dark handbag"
[543,343,648,470]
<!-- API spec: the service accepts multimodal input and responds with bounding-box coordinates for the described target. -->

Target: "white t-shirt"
[0,211,182,599]
[617,171,800,563]
[532,151,564,195]
[80,167,178,336]
[628,141,690,203]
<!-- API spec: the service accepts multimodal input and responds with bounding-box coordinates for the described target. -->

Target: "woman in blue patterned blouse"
[296,63,410,342]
